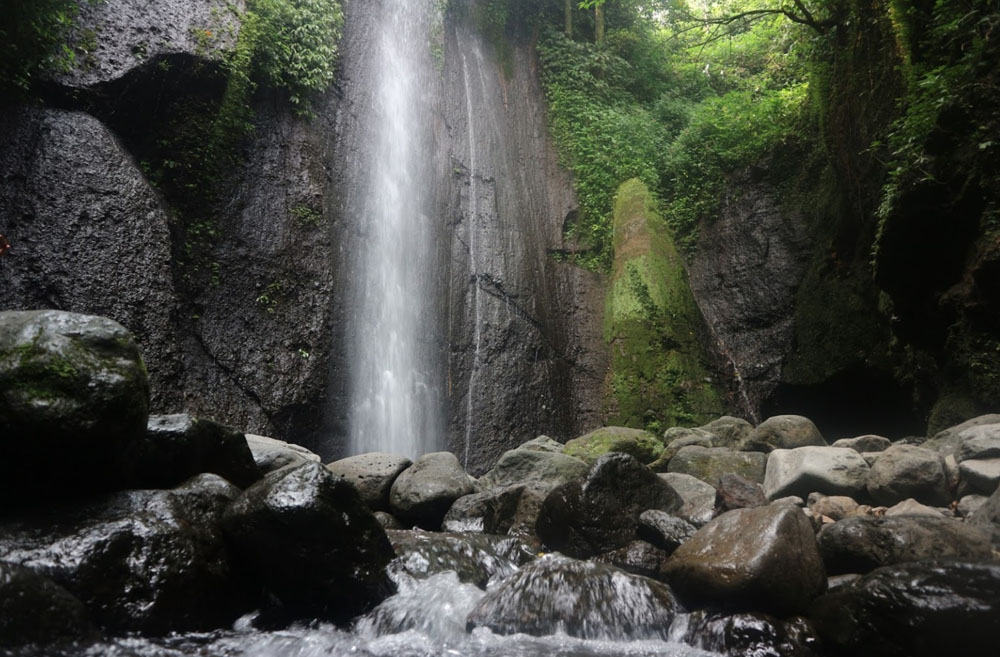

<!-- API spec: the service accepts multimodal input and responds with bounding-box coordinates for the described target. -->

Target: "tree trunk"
[565,0,573,38]
[595,4,605,45]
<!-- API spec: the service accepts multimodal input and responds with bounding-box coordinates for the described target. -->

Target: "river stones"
[764,446,870,500]
[954,425,1000,461]
[466,555,683,640]
[517,435,564,453]
[810,561,1000,657]
[667,446,767,485]
[126,414,260,489]
[831,435,891,453]
[222,462,394,621]
[326,452,412,511]
[922,414,1000,456]
[817,515,993,574]
[968,482,1000,548]
[682,611,821,657]
[387,530,535,588]
[659,472,717,526]
[0,562,97,647]
[715,473,767,513]
[389,452,476,529]
[478,447,588,490]
[536,453,682,557]
[958,458,1000,495]
[442,485,526,534]
[661,503,826,615]
[561,426,664,465]
[649,431,714,471]
[637,510,697,553]
[0,310,149,498]
[746,415,826,452]
[809,495,859,520]
[596,540,672,578]
[699,416,754,449]
[245,434,321,474]
[0,473,246,634]
[866,444,951,506]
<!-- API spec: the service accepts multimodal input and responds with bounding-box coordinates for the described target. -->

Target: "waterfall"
[346,0,442,459]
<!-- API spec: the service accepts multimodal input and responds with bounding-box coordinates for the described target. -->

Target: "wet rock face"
[810,560,1000,657]
[683,611,822,657]
[466,555,684,640]
[0,310,149,498]
[661,503,826,615]
[536,453,682,557]
[222,462,395,621]
[0,474,246,634]
[817,515,994,574]
[386,530,535,589]
[688,181,812,420]
[0,562,97,647]
[0,108,181,413]
[52,0,243,89]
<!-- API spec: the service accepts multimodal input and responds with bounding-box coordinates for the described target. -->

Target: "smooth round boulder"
[764,447,870,501]
[746,415,826,453]
[661,503,826,615]
[326,452,412,511]
[831,435,891,453]
[866,444,951,506]
[810,495,859,521]
[126,414,260,489]
[659,472,717,526]
[466,555,683,640]
[668,446,767,485]
[954,425,1000,462]
[441,485,526,534]
[698,416,754,449]
[517,435,564,453]
[0,310,149,497]
[245,434,321,474]
[536,453,682,558]
[477,448,588,490]
[222,462,395,621]
[648,430,714,471]
[922,415,1000,456]
[637,510,697,553]
[0,562,97,647]
[596,540,671,578]
[958,458,1000,495]
[389,452,476,529]
[810,561,1000,657]
[0,474,246,633]
[817,514,993,574]
[715,473,767,513]
[562,426,664,465]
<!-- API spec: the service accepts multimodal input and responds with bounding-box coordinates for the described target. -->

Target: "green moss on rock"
[562,426,664,465]
[603,179,723,430]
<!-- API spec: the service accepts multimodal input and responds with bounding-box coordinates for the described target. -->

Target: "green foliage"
[0,0,88,99]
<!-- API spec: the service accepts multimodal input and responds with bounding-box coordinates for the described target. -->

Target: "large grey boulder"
[478,448,588,490]
[661,504,826,615]
[954,425,1000,461]
[126,414,260,489]
[659,472,717,527]
[668,446,768,485]
[699,416,755,449]
[222,462,394,621]
[0,474,247,633]
[746,415,826,453]
[959,458,1000,495]
[389,452,476,529]
[441,485,526,534]
[637,510,697,554]
[245,434,321,474]
[53,0,243,89]
[466,555,683,640]
[648,430,714,471]
[536,453,682,558]
[561,426,664,465]
[810,561,1000,657]
[866,444,951,506]
[517,435,564,453]
[968,483,1000,548]
[831,435,891,453]
[0,310,149,498]
[764,447,870,500]
[922,414,1000,455]
[817,515,993,574]
[0,562,97,647]
[326,452,412,511]
[0,108,181,413]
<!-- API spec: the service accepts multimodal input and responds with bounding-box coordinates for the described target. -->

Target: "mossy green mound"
[562,426,664,465]
[604,179,723,431]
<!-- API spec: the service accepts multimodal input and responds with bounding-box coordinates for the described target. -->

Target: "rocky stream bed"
[1,310,999,657]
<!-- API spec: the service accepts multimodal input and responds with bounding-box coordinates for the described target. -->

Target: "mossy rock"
[604,179,723,430]
[0,310,150,500]
[562,427,664,465]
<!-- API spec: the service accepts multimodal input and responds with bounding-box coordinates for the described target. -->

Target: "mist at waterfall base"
[63,551,722,657]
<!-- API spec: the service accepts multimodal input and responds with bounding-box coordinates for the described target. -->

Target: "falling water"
[348,0,442,458]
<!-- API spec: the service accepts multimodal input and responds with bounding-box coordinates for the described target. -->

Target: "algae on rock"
[603,179,723,431]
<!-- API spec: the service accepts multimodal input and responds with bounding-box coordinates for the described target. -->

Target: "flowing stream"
[346,0,442,458]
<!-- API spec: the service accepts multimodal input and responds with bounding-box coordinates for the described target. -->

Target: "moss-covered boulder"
[562,426,664,465]
[604,179,723,430]
[0,310,150,499]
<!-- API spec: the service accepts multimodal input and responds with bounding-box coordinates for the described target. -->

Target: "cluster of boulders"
[2,310,999,657]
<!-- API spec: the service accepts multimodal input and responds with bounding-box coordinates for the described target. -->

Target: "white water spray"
[348,0,441,458]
